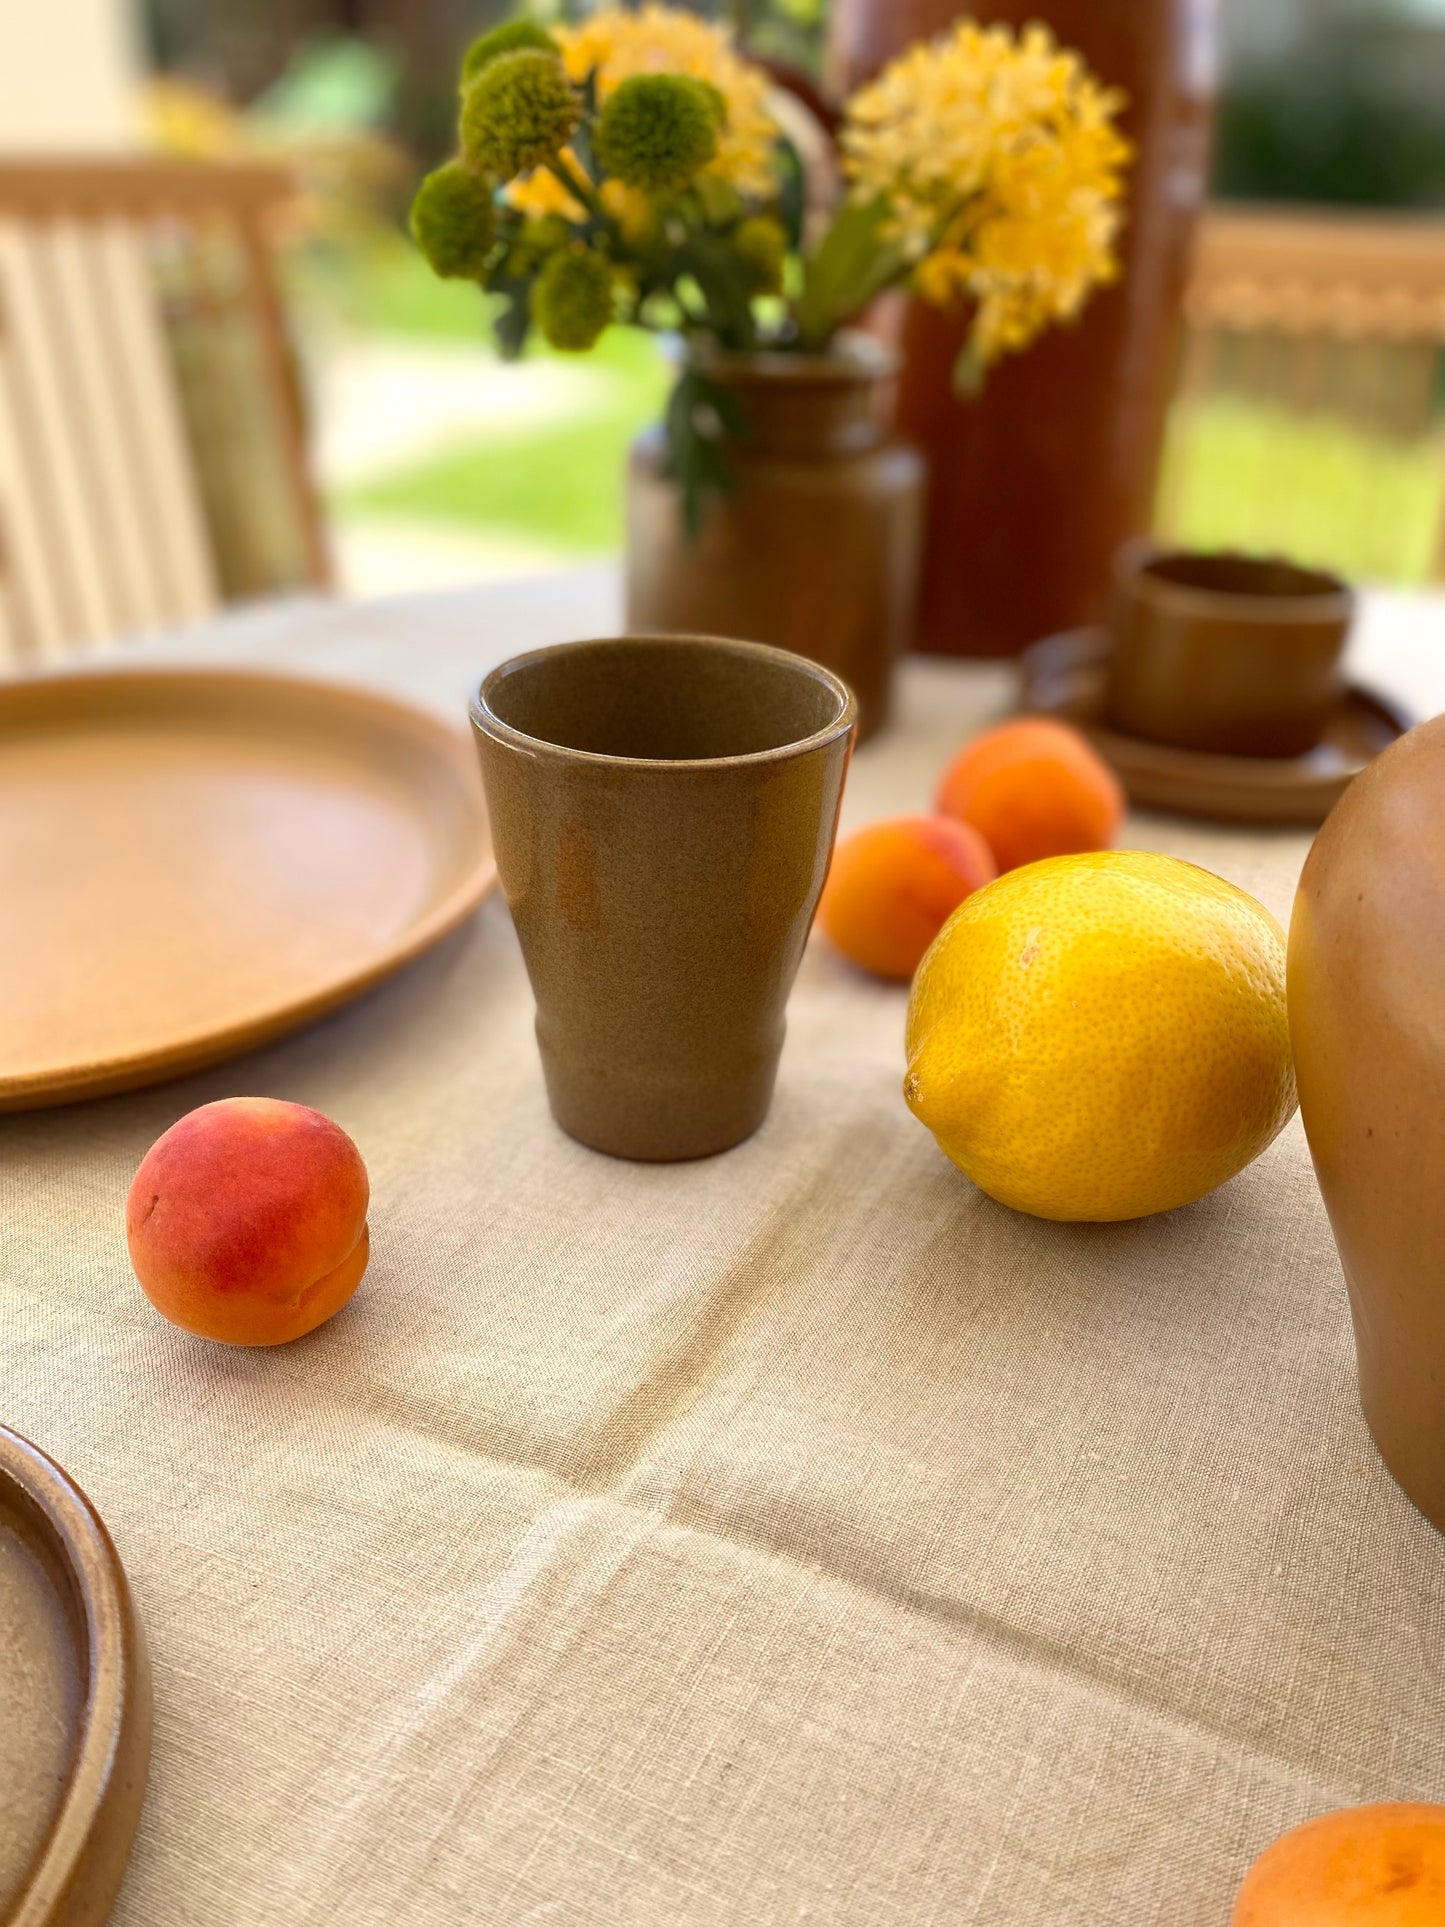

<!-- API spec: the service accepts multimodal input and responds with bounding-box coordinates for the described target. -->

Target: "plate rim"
[0,1423,151,1927]
[0,663,498,1109]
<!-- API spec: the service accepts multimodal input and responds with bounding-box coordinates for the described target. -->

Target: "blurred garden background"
[6,0,1444,595]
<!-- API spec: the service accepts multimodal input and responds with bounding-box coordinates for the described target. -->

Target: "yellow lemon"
[904,850,1297,1222]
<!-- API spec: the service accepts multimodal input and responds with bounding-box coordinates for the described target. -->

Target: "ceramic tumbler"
[470,634,856,1161]
[1289,713,1445,1531]
[1108,546,1353,757]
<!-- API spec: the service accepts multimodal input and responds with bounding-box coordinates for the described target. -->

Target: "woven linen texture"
[4,574,1444,1926]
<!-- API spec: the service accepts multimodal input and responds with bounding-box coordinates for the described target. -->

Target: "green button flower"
[409,162,497,279]
[533,250,614,351]
[461,20,557,86]
[595,73,720,195]
[461,48,581,181]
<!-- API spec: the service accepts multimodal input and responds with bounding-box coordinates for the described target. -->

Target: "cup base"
[542,1057,779,1162]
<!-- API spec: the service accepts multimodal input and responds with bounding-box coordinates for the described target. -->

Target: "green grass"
[353,382,1445,574]
[1165,397,1444,585]
[291,232,496,342]
[323,241,1445,578]
[345,249,493,341]
[333,241,673,552]
[345,401,666,551]
[338,343,670,551]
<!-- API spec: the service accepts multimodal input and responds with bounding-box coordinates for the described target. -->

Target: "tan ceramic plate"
[0,1424,151,1927]
[1020,627,1411,825]
[0,667,496,1109]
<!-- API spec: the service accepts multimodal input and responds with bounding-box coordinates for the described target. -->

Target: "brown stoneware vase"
[624,339,924,739]
[471,635,856,1161]
[1289,714,1445,1531]
[1108,547,1354,757]
[828,0,1217,657]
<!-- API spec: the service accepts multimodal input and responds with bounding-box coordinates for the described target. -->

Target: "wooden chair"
[0,157,329,668]
[1159,203,1445,583]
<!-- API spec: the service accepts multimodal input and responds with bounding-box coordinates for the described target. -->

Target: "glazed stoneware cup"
[1107,545,1354,757]
[471,634,856,1161]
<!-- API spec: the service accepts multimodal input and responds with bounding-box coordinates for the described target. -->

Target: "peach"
[1232,1802,1445,1925]
[818,814,997,981]
[126,1097,370,1346]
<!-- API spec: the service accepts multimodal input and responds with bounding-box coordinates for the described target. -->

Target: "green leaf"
[675,231,759,352]
[661,367,745,539]
[796,195,909,349]
[698,371,750,443]
[773,135,806,253]
[487,271,533,359]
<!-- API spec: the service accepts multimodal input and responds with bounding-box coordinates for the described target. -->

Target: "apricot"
[937,717,1124,872]
[1232,1803,1445,1926]
[126,1097,370,1346]
[819,814,997,981]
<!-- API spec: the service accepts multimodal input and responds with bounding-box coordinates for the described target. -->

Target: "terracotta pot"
[1289,714,1445,1531]
[1107,546,1354,757]
[624,339,925,739]
[827,0,1218,658]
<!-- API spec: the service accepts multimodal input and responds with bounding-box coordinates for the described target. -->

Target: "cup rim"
[470,632,858,771]
[1114,539,1355,627]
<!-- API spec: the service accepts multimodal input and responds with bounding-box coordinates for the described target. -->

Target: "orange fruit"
[1232,1803,1445,1925]
[937,717,1124,872]
[819,815,996,982]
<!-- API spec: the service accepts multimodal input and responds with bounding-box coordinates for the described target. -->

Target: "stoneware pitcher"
[472,634,856,1161]
[1289,713,1445,1530]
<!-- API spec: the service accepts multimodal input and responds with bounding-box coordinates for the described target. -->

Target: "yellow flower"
[503,158,654,240]
[509,2,776,218]
[601,179,658,242]
[506,159,582,221]
[840,20,1130,365]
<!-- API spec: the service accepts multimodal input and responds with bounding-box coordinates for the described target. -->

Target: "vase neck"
[698,352,894,459]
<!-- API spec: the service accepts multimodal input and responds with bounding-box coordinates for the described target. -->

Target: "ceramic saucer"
[1019,627,1411,826]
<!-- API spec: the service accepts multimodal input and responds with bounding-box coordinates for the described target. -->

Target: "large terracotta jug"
[827,0,1218,657]
[1289,716,1445,1533]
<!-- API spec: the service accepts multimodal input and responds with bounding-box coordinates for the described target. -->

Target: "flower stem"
[546,154,604,220]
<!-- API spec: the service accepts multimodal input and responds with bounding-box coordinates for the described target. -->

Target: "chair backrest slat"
[97,220,218,625]
[0,328,69,662]
[237,212,330,591]
[0,222,115,647]
[48,220,169,636]
[0,157,318,669]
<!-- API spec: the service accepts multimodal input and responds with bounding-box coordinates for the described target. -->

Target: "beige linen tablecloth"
[5,570,1445,1927]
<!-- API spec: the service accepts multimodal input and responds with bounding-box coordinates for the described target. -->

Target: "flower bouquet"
[411,6,1130,727]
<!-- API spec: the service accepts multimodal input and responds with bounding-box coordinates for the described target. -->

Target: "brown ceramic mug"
[1106,545,1354,757]
[470,635,856,1161]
